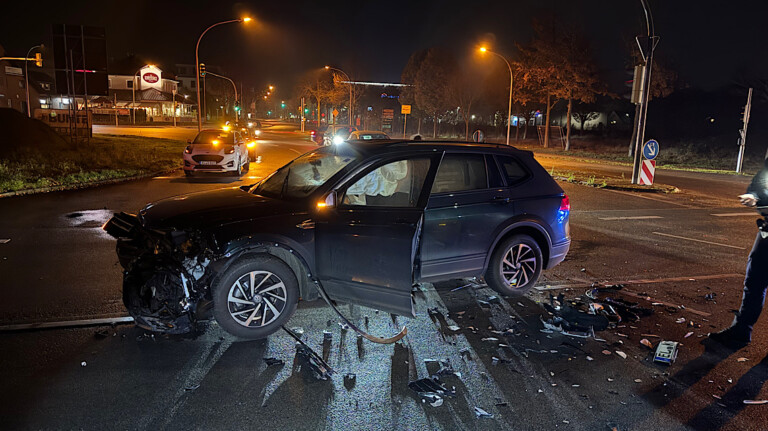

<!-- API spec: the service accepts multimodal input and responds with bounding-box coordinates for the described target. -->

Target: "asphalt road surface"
[1,128,766,430]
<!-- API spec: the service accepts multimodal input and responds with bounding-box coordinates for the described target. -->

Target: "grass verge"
[0,134,185,194]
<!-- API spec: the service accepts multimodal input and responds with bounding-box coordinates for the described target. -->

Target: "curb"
[0,168,180,198]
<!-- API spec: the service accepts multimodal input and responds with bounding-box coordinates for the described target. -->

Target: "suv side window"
[431,154,487,194]
[341,157,431,207]
[496,155,530,186]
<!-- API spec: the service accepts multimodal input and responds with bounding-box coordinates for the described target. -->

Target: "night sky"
[2,0,767,95]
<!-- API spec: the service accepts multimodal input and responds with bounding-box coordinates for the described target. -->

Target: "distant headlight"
[332,135,345,145]
[184,146,192,154]
[247,141,256,148]
[254,130,261,136]
[248,122,254,127]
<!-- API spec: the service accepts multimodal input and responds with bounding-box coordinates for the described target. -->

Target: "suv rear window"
[431,154,488,194]
[193,131,234,145]
[496,155,529,185]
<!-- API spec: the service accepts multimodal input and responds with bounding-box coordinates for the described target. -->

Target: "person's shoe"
[708,326,751,349]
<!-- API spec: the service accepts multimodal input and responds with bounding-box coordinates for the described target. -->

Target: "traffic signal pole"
[736,88,753,173]
[631,0,659,185]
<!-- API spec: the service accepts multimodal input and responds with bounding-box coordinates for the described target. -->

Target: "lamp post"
[132,64,154,125]
[25,44,43,117]
[325,65,353,126]
[195,17,251,131]
[479,47,513,145]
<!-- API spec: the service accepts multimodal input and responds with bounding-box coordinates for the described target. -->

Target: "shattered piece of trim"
[474,406,495,418]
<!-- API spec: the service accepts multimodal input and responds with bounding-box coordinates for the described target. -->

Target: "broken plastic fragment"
[80,361,87,367]
[640,339,653,349]
[602,350,612,355]
[184,383,200,391]
[474,406,494,418]
[408,377,456,407]
[616,351,627,359]
[676,318,686,324]
[586,356,594,361]
[634,379,642,383]
[743,399,768,405]
[447,325,460,332]
[263,357,285,367]
[737,357,749,362]
[684,331,694,338]
[481,337,499,342]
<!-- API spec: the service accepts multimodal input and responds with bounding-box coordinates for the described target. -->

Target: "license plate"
[200,161,216,165]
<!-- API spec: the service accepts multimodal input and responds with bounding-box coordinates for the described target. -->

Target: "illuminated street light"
[325,65,353,126]
[479,46,513,145]
[195,17,251,131]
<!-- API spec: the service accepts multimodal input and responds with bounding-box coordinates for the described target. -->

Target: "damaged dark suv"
[104,140,570,339]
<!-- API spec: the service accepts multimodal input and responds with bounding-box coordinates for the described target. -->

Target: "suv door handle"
[491,196,510,204]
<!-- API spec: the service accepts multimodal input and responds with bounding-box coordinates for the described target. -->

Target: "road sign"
[642,139,659,160]
[639,159,656,185]
[401,104,411,115]
[472,129,485,142]
[332,109,339,117]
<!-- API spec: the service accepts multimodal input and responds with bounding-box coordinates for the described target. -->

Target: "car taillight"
[310,130,316,136]
[557,194,570,223]
[184,146,192,154]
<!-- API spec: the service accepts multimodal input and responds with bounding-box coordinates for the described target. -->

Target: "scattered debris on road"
[263,357,285,367]
[408,377,456,407]
[184,383,200,391]
[743,400,768,405]
[474,406,495,419]
[653,341,679,365]
[80,361,87,367]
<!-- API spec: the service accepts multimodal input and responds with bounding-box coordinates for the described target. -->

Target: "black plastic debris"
[543,294,609,332]
[704,293,717,301]
[408,377,456,407]
[282,326,335,382]
[486,295,501,305]
[344,373,357,390]
[263,357,285,367]
[424,358,461,378]
[323,330,333,341]
[184,383,200,391]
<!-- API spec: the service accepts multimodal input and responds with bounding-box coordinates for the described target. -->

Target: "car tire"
[243,155,250,172]
[212,255,299,339]
[485,234,543,296]
[234,158,243,177]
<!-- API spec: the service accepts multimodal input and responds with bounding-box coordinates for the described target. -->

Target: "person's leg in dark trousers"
[710,232,768,346]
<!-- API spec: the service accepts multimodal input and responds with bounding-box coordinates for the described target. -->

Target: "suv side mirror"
[318,190,337,209]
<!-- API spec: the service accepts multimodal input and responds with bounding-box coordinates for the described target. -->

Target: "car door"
[314,154,440,317]
[420,153,510,281]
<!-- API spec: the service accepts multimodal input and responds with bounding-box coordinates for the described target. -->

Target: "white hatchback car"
[183,129,249,177]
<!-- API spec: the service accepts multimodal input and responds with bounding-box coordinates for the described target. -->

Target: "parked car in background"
[347,130,390,141]
[310,125,327,145]
[183,129,249,177]
[247,120,263,138]
[325,125,358,145]
[105,140,570,339]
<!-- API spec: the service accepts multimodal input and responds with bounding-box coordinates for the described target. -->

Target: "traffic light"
[34,53,42,67]
[281,102,286,109]
[304,108,309,114]
[234,101,241,112]
[199,63,206,77]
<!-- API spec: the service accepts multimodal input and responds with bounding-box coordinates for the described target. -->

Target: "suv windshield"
[253,147,360,199]
[193,131,234,145]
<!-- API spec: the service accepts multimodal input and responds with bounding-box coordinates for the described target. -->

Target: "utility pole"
[736,87,753,173]
[631,0,659,184]
[301,97,305,132]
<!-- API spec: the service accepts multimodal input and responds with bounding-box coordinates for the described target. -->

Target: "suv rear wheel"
[486,234,543,296]
[212,255,299,339]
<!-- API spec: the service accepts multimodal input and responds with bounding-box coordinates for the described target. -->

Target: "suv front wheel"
[212,255,299,339]
[486,234,543,296]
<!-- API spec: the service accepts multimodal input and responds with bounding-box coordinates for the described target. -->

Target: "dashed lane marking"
[598,216,663,221]
[652,231,747,250]
[711,212,759,217]
[602,188,696,208]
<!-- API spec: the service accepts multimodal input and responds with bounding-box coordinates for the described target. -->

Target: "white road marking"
[603,188,695,208]
[652,231,747,250]
[598,216,663,221]
[152,176,177,179]
[0,239,9,244]
[0,316,134,332]
[536,273,743,292]
[711,212,758,217]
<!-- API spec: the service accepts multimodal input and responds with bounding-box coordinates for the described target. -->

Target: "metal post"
[205,71,237,121]
[301,97,305,132]
[132,71,136,125]
[172,89,177,127]
[25,45,41,117]
[736,87,753,173]
[114,93,118,126]
[403,113,407,138]
[631,0,658,184]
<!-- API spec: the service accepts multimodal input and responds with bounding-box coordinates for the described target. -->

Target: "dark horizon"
[2,1,767,96]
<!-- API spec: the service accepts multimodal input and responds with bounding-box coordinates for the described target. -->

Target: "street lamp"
[195,17,251,131]
[325,65,353,126]
[132,64,154,125]
[25,44,43,117]
[479,47,514,145]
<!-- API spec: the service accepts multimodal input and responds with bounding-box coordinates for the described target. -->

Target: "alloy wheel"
[227,271,288,327]
[499,243,537,288]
